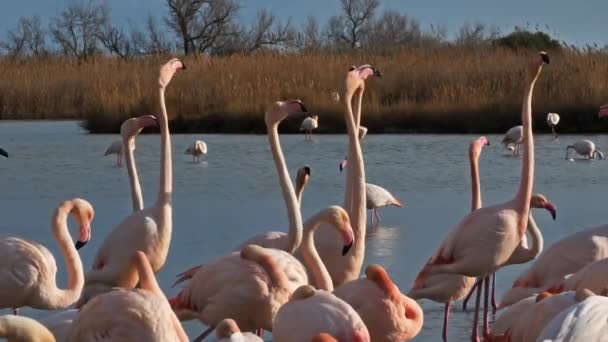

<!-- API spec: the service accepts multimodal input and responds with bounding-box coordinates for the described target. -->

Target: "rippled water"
[1,121,607,341]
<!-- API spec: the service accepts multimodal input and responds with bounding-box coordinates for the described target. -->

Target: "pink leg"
[483,276,490,339]
[491,273,497,313]
[443,301,451,341]
[193,326,214,342]
[471,278,482,342]
[462,281,479,311]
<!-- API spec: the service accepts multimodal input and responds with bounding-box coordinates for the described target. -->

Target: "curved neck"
[267,120,302,254]
[123,138,144,211]
[300,212,334,291]
[469,152,481,211]
[525,213,543,258]
[157,87,172,205]
[0,316,55,342]
[48,201,84,308]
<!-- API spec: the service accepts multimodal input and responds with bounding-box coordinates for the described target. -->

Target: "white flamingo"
[301,115,319,141]
[546,112,560,138]
[185,140,208,162]
[565,139,603,160]
[365,183,402,226]
[214,319,263,342]
[502,125,523,156]
[104,139,123,166]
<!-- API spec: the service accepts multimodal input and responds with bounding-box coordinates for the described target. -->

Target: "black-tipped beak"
[75,240,88,250]
[181,62,187,70]
[342,242,353,256]
[540,52,550,64]
[373,68,383,77]
[303,166,311,176]
[0,148,7,158]
[299,103,309,113]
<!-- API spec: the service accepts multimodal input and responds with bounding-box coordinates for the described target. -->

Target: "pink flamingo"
[214,319,262,342]
[416,52,549,341]
[544,257,608,295]
[273,285,370,342]
[67,251,188,342]
[300,115,319,141]
[0,315,55,342]
[490,295,537,339]
[104,139,123,166]
[0,199,93,314]
[170,206,354,341]
[77,58,185,306]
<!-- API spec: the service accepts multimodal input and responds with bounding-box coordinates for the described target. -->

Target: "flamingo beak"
[0,148,7,158]
[544,202,557,220]
[540,52,550,64]
[373,67,383,77]
[341,223,354,256]
[75,240,88,250]
[303,165,311,176]
[342,242,353,256]
[76,224,91,250]
[339,159,348,172]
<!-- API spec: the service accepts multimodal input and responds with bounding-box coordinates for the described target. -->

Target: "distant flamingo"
[331,91,340,103]
[214,318,263,342]
[104,139,123,166]
[314,65,382,287]
[234,101,309,253]
[502,125,523,156]
[418,52,549,341]
[546,113,560,138]
[0,198,93,314]
[77,58,185,307]
[0,148,7,158]
[170,206,354,340]
[273,285,370,342]
[364,183,403,226]
[0,315,55,342]
[67,251,188,342]
[565,139,603,160]
[121,115,158,211]
[358,126,368,140]
[185,140,208,162]
[598,104,608,118]
[301,115,319,141]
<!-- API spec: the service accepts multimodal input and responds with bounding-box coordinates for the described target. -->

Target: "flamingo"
[234,100,309,253]
[272,285,370,342]
[66,251,188,342]
[545,257,608,295]
[358,126,368,140]
[104,139,123,166]
[364,183,403,226]
[537,289,608,341]
[546,112,560,138]
[490,295,537,339]
[121,115,158,212]
[295,165,311,204]
[333,264,423,341]
[0,148,7,158]
[0,198,93,314]
[214,319,263,342]
[331,91,340,103]
[417,52,549,341]
[0,315,55,342]
[598,104,608,118]
[314,65,382,287]
[565,139,603,160]
[500,224,608,308]
[501,125,523,156]
[169,206,354,340]
[185,140,208,163]
[300,115,319,141]
[77,58,185,307]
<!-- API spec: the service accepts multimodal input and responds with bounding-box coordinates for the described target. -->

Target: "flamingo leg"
[369,210,374,225]
[462,280,479,311]
[491,273,497,313]
[471,278,482,342]
[443,301,451,342]
[374,209,381,223]
[192,326,214,342]
[483,275,490,339]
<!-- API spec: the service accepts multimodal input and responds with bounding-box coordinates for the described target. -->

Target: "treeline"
[0,0,607,134]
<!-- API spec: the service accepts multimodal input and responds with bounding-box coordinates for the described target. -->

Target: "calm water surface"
[1,121,608,341]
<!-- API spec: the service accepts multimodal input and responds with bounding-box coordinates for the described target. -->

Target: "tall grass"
[1,47,607,133]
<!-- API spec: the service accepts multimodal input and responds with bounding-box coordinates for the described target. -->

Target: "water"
[1,120,607,341]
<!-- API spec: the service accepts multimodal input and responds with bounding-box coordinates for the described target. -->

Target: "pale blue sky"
[1,0,606,45]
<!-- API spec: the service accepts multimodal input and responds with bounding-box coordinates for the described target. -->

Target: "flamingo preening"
[565,139,604,160]
[501,125,523,156]
[185,140,208,162]
[0,148,7,158]
[546,112,560,138]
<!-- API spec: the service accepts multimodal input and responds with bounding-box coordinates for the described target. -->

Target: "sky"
[0,0,607,46]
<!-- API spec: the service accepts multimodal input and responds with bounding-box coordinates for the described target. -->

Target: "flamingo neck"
[123,138,144,211]
[295,184,305,205]
[301,211,334,291]
[469,153,481,211]
[48,200,85,309]
[0,315,54,342]
[267,120,302,254]
[157,87,172,205]
[525,213,543,258]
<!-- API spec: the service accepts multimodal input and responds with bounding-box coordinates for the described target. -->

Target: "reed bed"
[0,47,607,133]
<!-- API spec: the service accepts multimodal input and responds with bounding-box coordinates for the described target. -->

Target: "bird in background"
[565,139,603,160]
[301,115,319,141]
[546,112,560,138]
[104,139,123,166]
[185,140,208,163]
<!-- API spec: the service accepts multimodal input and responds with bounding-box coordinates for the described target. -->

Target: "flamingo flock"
[2,52,608,342]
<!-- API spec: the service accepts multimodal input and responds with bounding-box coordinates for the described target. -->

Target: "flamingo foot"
[192,326,214,342]
[173,265,202,287]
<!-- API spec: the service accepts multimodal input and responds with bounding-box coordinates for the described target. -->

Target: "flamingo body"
[537,294,608,341]
[301,116,319,141]
[565,139,603,159]
[104,139,123,166]
[185,140,207,162]
[0,315,55,342]
[214,318,263,342]
[502,125,523,155]
[490,295,536,338]
[365,183,402,225]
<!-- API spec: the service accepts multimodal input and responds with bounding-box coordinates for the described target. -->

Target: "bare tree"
[1,14,47,57]
[131,15,171,55]
[49,0,109,60]
[456,22,500,46]
[364,10,422,49]
[326,0,379,48]
[242,9,293,52]
[98,24,132,58]
[292,16,324,51]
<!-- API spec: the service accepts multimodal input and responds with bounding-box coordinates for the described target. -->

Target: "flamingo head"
[121,115,158,141]
[598,105,608,119]
[296,165,311,190]
[345,64,382,95]
[530,194,556,220]
[312,333,338,342]
[264,99,308,126]
[339,156,348,172]
[528,51,550,78]
[470,136,490,158]
[215,319,241,339]
[70,198,94,250]
[321,206,354,255]
[593,150,604,160]
[159,58,186,89]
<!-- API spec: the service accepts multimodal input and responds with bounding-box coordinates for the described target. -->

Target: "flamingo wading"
[185,140,208,163]
[565,139,603,160]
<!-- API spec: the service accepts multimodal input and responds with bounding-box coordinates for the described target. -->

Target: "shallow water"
[1,121,607,341]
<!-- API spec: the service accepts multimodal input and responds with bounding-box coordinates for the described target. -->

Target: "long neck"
[300,212,334,291]
[469,152,481,211]
[123,138,144,211]
[267,121,302,254]
[514,72,539,232]
[295,182,305,205]
[48,202,84,308]
[157,87,172,205]
[526,213,543,257]
[342,88,367,281]
[344,89,364,213]
[0,316,55,342]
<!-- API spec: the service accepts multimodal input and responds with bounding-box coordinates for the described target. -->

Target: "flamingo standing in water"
[0,199,93,314]
[273,285,370,342]
[214,319,263,342]
[104,139,123,166]
[67,251,188,342]
[565,139,603,160]
[185,140,208,162]
[364,183,403,226]
[301,115,319,141]
[417,52,549,341]
[77,58,185,307]
[502,125,523,156]
[0,315,55,342]
[546,113,560,138]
